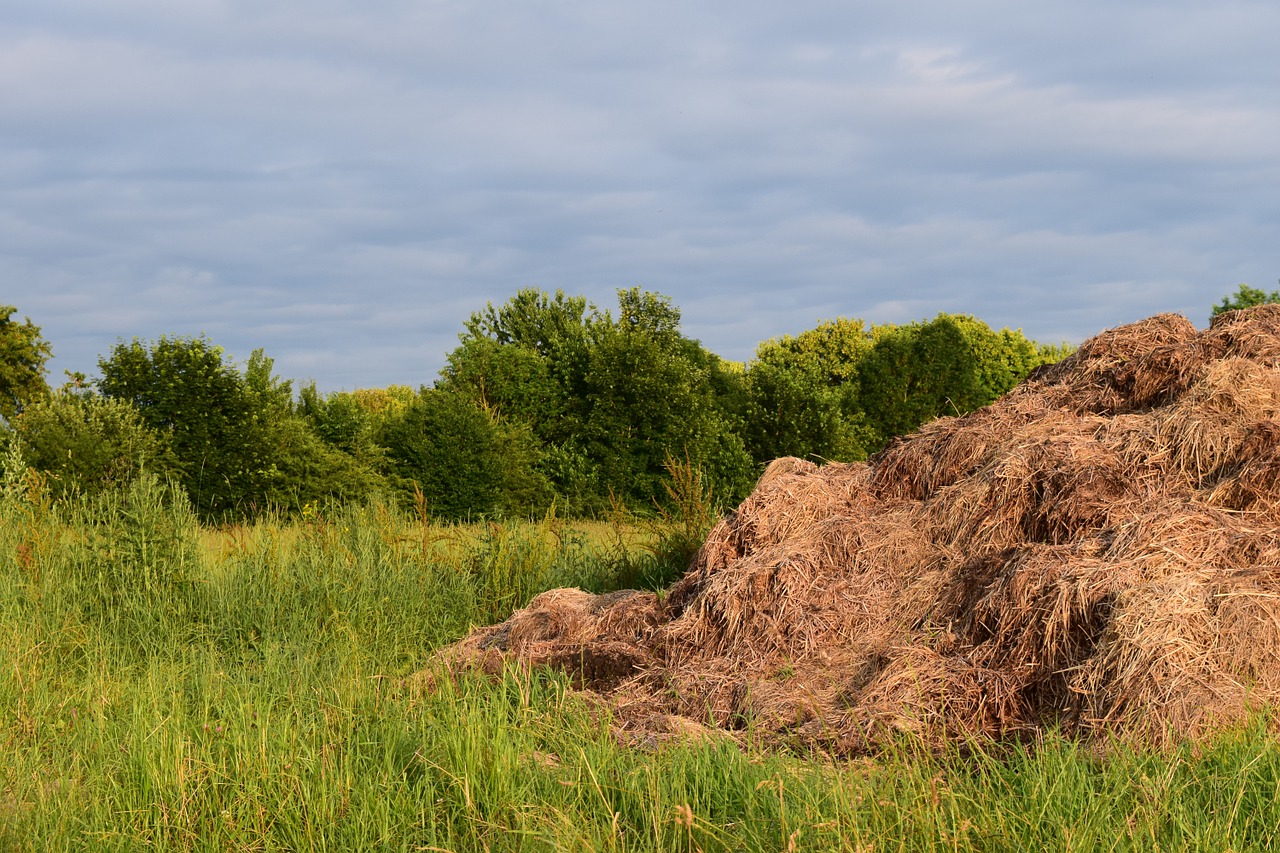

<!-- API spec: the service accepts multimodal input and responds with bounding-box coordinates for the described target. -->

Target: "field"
[5,476,1280,851]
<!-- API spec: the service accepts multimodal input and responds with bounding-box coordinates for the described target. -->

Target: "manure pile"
[439,307,1280,753]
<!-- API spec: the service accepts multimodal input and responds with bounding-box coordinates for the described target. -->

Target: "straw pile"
[437,307,1280,753]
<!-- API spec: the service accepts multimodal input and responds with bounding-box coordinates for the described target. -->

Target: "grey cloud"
[4,1,1277,391]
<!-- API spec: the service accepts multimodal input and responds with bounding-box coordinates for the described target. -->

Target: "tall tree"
[575,292,753,507]
[441,287,755,511]
[98,336,250,516]
[744,319,877,463]
[98,337,377,518]
[857,314,1055,447]
[440,288,588,438]
[0,306,52,421]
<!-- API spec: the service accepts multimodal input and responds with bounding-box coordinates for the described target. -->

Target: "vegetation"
[439,287,755,513]
[3,285,1279,848]
[1212,282,1280,317]
[5,467,1280,850]
[9,390,175,501]
[0,305,52,421]
[6,289,1073,523]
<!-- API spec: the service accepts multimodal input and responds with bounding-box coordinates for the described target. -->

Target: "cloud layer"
[5,1,1278,390]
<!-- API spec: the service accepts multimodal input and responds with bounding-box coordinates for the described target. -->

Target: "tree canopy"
[9,292,1074,522]
[745,313,1063,461]
[442,287,755,511]
[97,337,377,519]
[0,306,52,421]
[1212,283,1280,318]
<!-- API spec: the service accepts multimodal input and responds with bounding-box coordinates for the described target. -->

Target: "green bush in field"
[379,387,551,521]
[0,304,52,421]
[11,390,177,500]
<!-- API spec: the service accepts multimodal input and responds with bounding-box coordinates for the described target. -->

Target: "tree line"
[3,289,1075,522]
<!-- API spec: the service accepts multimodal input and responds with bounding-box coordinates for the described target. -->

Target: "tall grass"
[5,471,1280,850]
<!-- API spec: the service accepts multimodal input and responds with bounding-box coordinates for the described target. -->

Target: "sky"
[4,1,1278,393]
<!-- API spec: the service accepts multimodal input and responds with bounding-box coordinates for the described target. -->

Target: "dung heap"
[436,307,1280,753]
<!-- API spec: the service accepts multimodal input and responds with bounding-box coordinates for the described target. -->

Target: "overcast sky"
[4,1,1278,392]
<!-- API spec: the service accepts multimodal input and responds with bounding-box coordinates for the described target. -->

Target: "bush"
[380,389,551,520]
[12,391,175,500]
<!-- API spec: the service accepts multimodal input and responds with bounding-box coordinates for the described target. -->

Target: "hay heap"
[439,307,1280,753]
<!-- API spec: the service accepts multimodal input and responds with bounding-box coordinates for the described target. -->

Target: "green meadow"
[5,475,1280,852]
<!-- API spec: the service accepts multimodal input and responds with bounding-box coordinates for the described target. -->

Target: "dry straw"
[437,306,1280,753]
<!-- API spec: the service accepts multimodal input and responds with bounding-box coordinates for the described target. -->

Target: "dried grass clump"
[431,307,1280,754]
[1023,312,1203,414]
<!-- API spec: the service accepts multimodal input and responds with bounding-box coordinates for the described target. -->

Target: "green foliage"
[441,289,588,440]
[442,287,755,513]
[298,382,414,464]
[643,454,721,586]
[0,305,52,421]
[857,314,1059,450]
[98,337,379,520]
[1212,282,1280,317]
[745,319,878,463]
[379,388,550,520]
[465,519,564,623]
[10,291,1077,522]
[11,391,176,500]
[744,314,1060,462]
[97,335,253,516]
[1,429,25,502]
[575,294,754,508]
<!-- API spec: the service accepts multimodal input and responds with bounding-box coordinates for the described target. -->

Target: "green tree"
[439,288,589,440]
[744,319,878,463]
[0,306,52,421]
[1212,283,1280,318]
[98,337,378,519]
[575,297,753,507]
[12,391,176,500]
[379,388,549,519]
[857,314,1055,448]
[98,336,248,515]
[297,383,415,465]
[441,287,755,511]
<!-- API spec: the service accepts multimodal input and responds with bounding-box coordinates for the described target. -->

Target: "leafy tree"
[297,383,415,464]
[379,388,549,519]
[857,314,1054,448]
[1212,283,1280,318]
[0,306,52,421]
[744,357,867,463]
[442,287,755,511]
[744,319,878,463]
[574,297,754,507]
[97,336,249,516]
[439,336,563,437]
[12,391,176,500]
[98,337,378,519]
[440,288,588,440]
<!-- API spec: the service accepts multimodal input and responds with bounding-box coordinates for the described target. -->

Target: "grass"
[5,474,1280,850]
